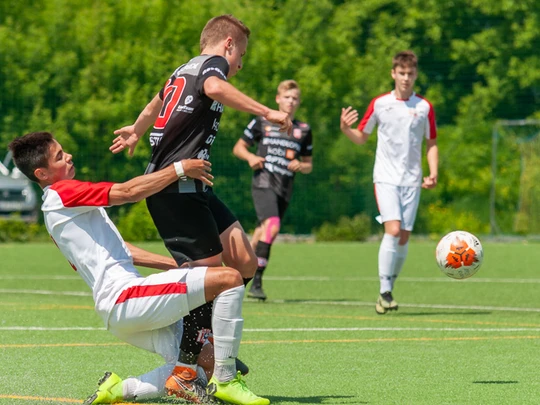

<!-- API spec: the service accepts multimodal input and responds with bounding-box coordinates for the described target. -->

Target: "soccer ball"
[435,231,483,279]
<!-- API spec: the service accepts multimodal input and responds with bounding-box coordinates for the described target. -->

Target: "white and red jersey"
[358,90,437,187]
[42,180,141,327]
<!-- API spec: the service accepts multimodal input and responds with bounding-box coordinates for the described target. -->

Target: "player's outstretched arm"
[125,242,178,271]
[340,106,369,144]
[109,159,213,205]
[204,77,292,134]
[110,93,163,156]
[232,139,265,170]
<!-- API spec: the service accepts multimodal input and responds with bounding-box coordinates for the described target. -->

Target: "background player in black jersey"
[233,80,313,301]
[110,14,291,403]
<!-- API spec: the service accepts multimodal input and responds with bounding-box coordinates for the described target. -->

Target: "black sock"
[179,301,213,364]
[253,241,272,289]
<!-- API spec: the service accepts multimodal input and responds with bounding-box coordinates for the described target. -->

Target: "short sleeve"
[242,117,263,146]
[197,56,230,94]
[50,180,115,208]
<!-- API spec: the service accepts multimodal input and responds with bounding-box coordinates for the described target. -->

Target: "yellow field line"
[242,335,540,344]
[246,310,540,328]
[2,334,540,350]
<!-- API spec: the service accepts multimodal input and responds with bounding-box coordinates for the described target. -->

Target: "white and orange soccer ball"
[435,231,484,279]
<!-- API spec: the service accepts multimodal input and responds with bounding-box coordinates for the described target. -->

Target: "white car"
[0,152,38,221]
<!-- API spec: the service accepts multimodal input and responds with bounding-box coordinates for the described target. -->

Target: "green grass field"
[1,241,539,405]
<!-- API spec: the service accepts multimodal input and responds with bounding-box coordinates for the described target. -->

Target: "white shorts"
[107,267,207,363]
[374,183,421,231]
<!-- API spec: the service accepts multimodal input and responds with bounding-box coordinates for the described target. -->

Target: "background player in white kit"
[339,50,438,314]
[8,131,270,405]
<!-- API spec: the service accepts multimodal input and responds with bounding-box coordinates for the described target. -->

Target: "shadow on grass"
[472,381,519,384]
[130,395,368,404]
[266,395,368,404]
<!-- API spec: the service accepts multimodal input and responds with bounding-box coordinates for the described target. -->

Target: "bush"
[314,213,371,242]
[116,201,160,241]
[0,218,48,242]
[424,202,490,239]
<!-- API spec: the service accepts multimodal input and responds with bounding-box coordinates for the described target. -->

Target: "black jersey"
[242,116,313,201]
[145,55,229,182]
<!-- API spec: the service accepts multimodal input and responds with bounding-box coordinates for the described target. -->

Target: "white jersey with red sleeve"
[41,179,140,327]
[358,90,437,187]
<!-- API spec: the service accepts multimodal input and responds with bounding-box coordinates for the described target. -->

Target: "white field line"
[0,288,91,296]
[1,287,540,312]
[2,326,540,332]
[2,275,540,284]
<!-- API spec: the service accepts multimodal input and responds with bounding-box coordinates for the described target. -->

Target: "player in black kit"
[233,80,313,300]
[110,14,291,405]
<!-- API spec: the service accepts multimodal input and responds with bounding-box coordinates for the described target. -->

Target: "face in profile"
[37,140,75,185]
[225,36,248,78]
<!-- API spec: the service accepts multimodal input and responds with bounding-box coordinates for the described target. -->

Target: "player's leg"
[250,225,263,250]
[374,183,401,314]
[146,192,223,396]
[391,186,421,289]
[248,187,284,300]
[207,188,257,282]
[166,266,269,405]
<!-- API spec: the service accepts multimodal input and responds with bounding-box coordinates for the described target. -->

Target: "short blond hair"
[200,14,251,52]
[392,50,418,69]
[277,79,300,96]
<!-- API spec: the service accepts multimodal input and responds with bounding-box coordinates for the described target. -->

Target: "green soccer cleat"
[83,372,123,404]
[375,291,398,315]
[207,371,270,405]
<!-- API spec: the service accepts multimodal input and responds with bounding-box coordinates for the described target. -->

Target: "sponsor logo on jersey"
[185,95,194,104]
[210,100,224,112]
[177,105,194,114]
[408,108,418,117]
[203,66,227,80]
[212,118,220,132]
[197,149,210,160]
[293,128,302,139]
[262,137,301,151]
[177,62,199,75]
[267,146,286,157]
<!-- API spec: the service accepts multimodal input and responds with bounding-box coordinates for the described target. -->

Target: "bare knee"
[221,267,243,289]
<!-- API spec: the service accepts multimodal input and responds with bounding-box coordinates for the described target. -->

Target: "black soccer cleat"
[247,285,267,301]
[375,291,398,314]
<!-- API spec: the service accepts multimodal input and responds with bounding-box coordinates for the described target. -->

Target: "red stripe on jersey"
[357,93,390,132]
[51,180,114,207]
[416,94,437,139]
[115,282,187,304]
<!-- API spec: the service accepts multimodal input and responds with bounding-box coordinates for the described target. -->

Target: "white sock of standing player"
[391,242,409,290]
[212,285,245,382]
[378,234,399,293]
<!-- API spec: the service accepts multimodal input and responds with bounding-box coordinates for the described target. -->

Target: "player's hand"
[288,159,303,172]
[422,175,438,189]
[340,106,359,130]
[248,155,265,170]
[182,159,214,186]
[110,125,140,156]
[265,110,292,135]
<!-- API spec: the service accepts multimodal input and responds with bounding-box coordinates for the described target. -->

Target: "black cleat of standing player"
[247,285,267,301]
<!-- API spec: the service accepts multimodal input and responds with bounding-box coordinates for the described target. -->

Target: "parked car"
[0,152,38,221]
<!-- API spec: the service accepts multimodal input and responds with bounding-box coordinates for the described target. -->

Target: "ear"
[225,36,234,51]
[34,168,48,182]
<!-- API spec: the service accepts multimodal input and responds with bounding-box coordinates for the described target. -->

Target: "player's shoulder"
[173,55,227,77]
[293,119,311,131]
[413,93,434,108]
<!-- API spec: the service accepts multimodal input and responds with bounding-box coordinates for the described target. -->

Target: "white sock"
[378,234,399,294]
[212,285,244,382]
[391,243,409,290]
[123,364,174,400]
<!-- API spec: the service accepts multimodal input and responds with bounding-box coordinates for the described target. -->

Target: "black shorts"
[252,187,289,224]
[146,188,238,263]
